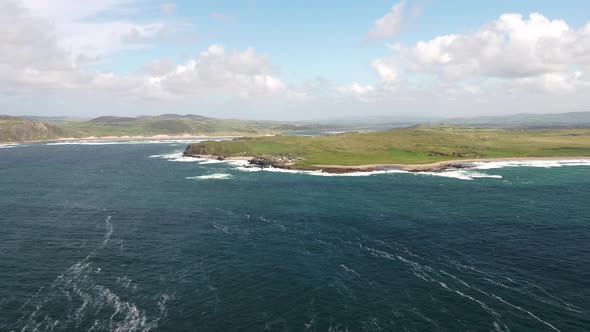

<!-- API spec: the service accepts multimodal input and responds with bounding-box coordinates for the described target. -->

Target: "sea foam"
[46,139,203,146]
[0,143,23,149]
[231,159,590,180]
[421,170,503,181]
[186,173,232,180]
[149,152,205,162]
[234,165,407,177]
[472,159,590,170]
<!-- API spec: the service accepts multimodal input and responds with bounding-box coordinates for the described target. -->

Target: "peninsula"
[184,125,590,173]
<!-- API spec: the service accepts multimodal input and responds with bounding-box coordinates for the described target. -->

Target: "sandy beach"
[12,134,241,144]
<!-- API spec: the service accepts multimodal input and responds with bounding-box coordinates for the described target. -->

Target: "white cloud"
[19,0,173,62]
[371,58,398,82]
[20,0,137,21]
[399,13,589,82]
[367,1,406,40]
[0,0,79,91]
[336,12,590,118]
[0,0,291,108]
[336,83,377,103]
[154,45,287,98]
[3,0,590,119]
[344,12,590,105]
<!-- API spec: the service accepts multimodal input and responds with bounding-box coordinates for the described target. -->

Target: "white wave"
[234,165,407,177]
[0,143,22,149]
[186,173,232,180]
[234,164,503,180]
[149,152,205,162]
[421,170,503,181]
[224,158,589,180]
[103,216,113,246]
[45,138,232,146]
[198,159,227,164]
[225,160,251,167]
[16,213,168,332]
[490,294,561,332]
[472,159,590,170]
[340,264,360,277]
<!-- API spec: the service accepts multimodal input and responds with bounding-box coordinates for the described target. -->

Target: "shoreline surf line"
[186,155,590,173]
[313,157,590,173]
[4,134,244,144]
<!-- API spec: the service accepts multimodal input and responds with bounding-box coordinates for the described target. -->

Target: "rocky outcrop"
[182,143,476,174]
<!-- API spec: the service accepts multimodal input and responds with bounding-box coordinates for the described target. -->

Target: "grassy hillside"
[443,111,590,129]
[59,114,335,137]
[0,114,340,142]
[0,116,70,142]
[185,125,590,167]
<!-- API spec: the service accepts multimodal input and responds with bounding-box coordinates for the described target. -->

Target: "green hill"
[59,114,327,137]
[185,125,590,167]
[0,114,338,142]
[0,116,70,142]
[443,111,590,129]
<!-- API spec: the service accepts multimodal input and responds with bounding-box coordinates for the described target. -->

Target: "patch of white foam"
[234,165,407,177]
[186,173,232,180]
[0,143,22,149]
[45,138,231,146]
[472,159,590,170]
[225,158,590,181]
[234,164,504,180]
[225,160,251,167]
[149,152,205,162]
[421,170,503,181]
[198,159,227,164]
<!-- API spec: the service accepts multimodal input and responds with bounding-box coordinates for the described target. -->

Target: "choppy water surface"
[1,140,589,331]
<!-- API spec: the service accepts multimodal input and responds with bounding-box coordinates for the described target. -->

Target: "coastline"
[312,156,590,173]
[186,154,590,173]
[5,134,242,144]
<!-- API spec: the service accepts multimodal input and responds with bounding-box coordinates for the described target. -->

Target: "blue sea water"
[1,140,589,331]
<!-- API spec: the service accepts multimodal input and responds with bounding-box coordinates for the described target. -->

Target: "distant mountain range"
[1,112,589,142]
[0,115,69,142]
[440,111,590,129]
[308,111,590,130]
[0,114,337,142]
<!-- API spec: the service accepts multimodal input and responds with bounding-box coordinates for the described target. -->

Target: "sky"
[1,0,590,120]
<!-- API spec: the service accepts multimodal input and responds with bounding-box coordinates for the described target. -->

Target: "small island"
[184,125,590,173]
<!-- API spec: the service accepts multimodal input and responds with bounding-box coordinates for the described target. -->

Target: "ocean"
[1,139,589,331]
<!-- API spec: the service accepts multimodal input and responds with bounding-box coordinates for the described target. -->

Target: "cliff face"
[0,116,69,142]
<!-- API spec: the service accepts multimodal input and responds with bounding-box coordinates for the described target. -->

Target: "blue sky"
[100,0,590,83]
[2,0,590,119]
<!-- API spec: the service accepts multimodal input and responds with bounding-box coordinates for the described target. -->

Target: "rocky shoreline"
[183,146,590,174]
[182,150,479,173]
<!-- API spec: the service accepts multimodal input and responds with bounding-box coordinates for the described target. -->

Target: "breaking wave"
[471,159,590,170]
[47,139,203,146]
[421,170,503,181]
[149,152,205,162]
[186,173,233,180]
[233,165,502,180]
[230,159,590,180]
[0,143,23,149]
[234,165,407,177]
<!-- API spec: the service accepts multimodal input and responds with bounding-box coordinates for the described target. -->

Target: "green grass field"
[59,118,289,137]
[186,126,590,166]
[1,115,336,142]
